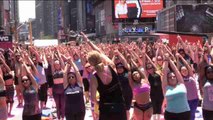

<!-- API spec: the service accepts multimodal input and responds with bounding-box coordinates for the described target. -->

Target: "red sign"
[0,35,12,49]
[114,0,163,19]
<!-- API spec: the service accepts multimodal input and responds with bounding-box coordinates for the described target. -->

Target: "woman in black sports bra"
[50,49,65,120]
[81,32,126,120]
[0,56,14,116]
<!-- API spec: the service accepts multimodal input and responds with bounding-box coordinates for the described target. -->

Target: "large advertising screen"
[113,0,163,19]
[176,4,213,33]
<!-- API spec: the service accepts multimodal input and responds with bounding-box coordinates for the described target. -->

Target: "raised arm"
[168,57,184,84]
[0,70,5,86]
[177,35,187,54]
[145,54,157,70]
[81,32,115,69]
[0,56,11,73]
[114,50,130,70]
[29,47,42,63]
[177,53,194,76]
[81,32,102,53]
[63,62,69,88]
[25,54,39,77]
[70,58,83,86]
[56,48,65,69]
[161,60,169,94]
[23,62,39,91]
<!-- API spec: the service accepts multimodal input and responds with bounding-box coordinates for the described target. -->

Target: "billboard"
[113,0,163,19]
[176,4,213,33]
[0,35,12,49]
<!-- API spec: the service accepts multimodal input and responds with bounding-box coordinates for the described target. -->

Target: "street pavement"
[8,95,204,120]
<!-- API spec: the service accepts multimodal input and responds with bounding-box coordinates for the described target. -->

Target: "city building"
[18,23,29,42]
[0,0,19,35]
[35,0,63,39]
[157,0,213,39]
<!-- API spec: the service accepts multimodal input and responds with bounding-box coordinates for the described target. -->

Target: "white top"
[115,3,128,18]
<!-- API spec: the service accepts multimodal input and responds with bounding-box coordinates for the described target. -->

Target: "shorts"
[5,85,15,104]
[38,83,48,102]
[83,78,90,92]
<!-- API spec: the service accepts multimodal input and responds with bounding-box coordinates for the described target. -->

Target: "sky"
[19,0,35,22]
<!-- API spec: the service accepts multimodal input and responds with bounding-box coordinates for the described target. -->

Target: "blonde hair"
[87,51,104,72]
[87,51,102,66]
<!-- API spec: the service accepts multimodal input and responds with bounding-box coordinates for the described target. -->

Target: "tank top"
[183,76,198,100]
[133,83,150,95]
[53,70,64,79]
[64,83,85,114]
[23,86,41,116]
[94,66,125,111]
[3,73,13,81]
[165,84,190,113]
[202,80,213,111]
[148,73,164,99]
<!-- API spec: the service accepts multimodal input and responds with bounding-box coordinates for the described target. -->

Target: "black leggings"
[151,97,163,114]
[65,112,85,120]
[38,83,48,102]
[82,78,90,92]
[53,92,65,119]
[203,109,213,120]
[164,111,190,120]
[22,113,41,120]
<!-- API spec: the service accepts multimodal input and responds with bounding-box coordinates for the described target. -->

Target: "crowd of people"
[0,32,213,120]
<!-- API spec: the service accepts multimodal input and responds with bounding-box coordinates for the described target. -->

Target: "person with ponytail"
[81,32,127,120]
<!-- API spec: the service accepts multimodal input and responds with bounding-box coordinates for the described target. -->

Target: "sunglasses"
[147,67,153,70]
[68,76,75,79]
[168,76,176,79]
[116,66,124,69]
[85,66,91,68]
[22,79,29,83]
[207,70,213,74]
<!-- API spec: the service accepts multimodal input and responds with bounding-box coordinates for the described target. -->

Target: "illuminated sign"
[120,25,152,35]
[114,0,163,19]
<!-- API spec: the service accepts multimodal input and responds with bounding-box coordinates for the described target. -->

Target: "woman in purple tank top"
[176,53,199,120]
